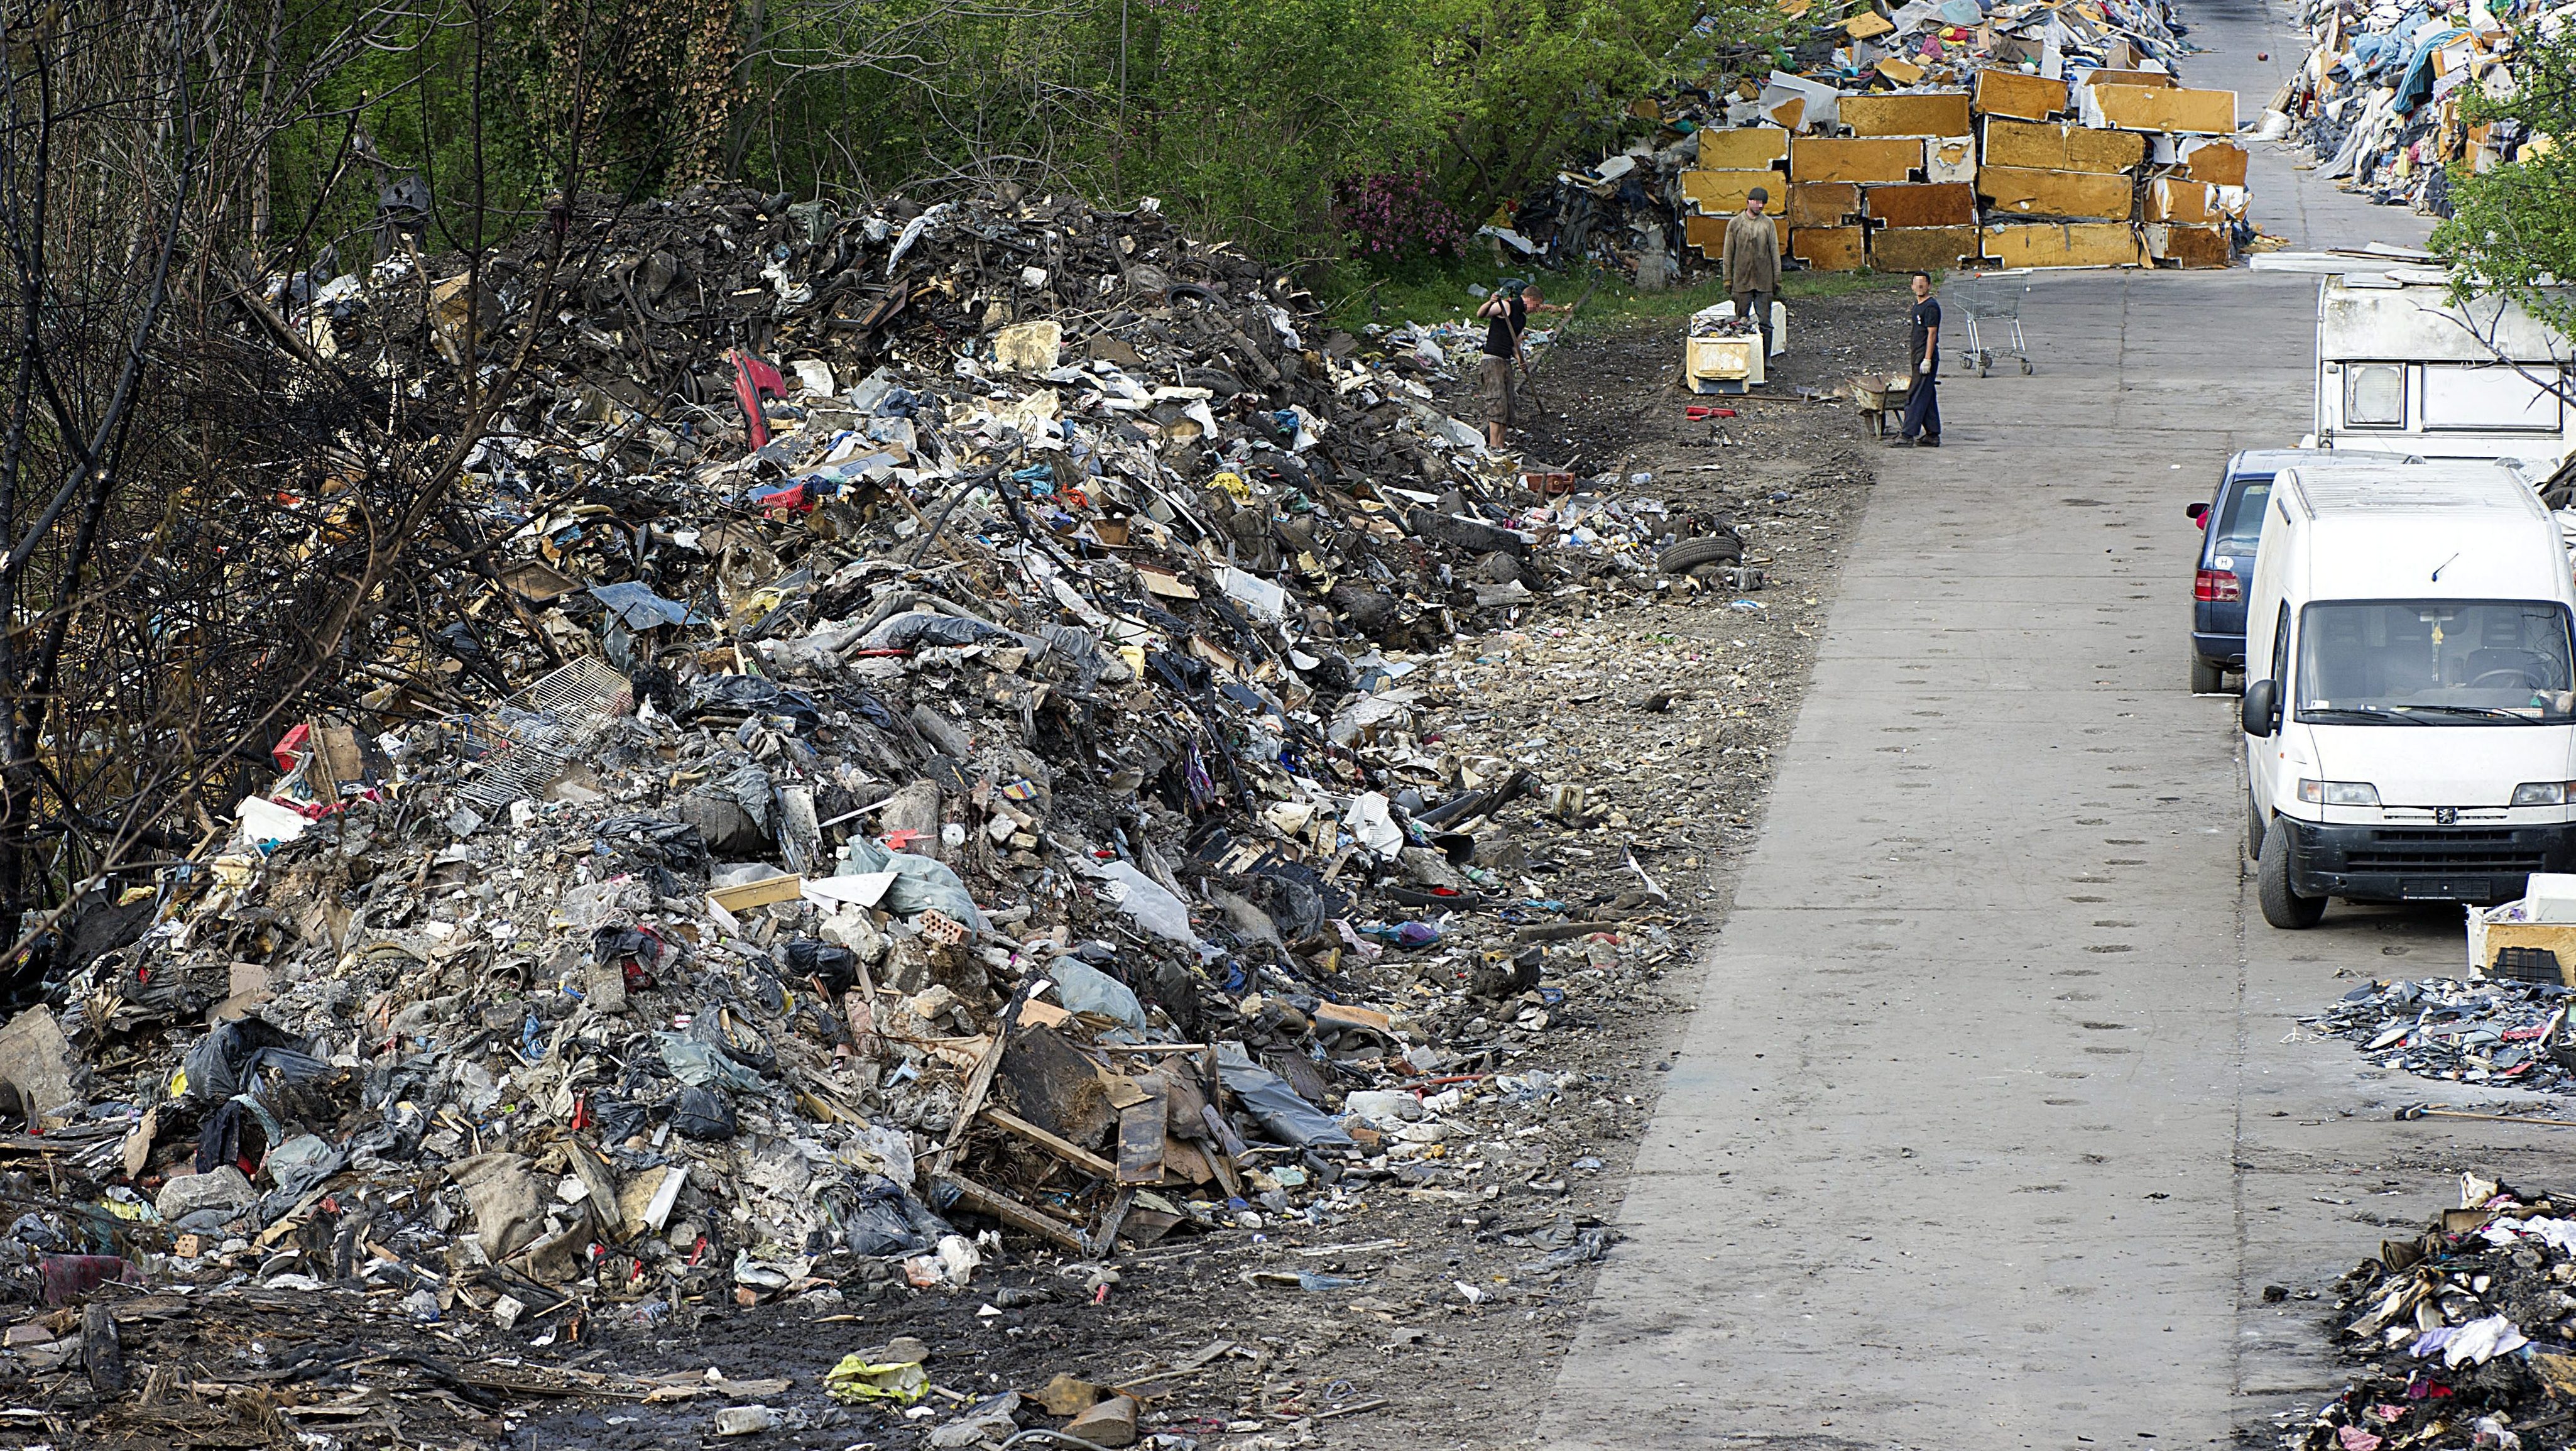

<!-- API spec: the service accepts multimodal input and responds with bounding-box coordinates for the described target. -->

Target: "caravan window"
[2345,364,2406,427]
[2423,364,2565,432]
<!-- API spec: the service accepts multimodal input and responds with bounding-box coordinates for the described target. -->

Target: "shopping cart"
[1946,270,2034,376]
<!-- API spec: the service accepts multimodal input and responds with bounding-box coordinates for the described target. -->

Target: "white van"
[2241,461,2576,928]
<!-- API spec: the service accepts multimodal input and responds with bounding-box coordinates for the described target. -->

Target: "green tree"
[2434,29,2576,341]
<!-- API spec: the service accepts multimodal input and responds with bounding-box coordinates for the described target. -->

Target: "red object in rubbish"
[39,1254,138,1306]
[727,349,789,451]
[270,721,313,772]
[881,828,926,851]
[1093,1283,1111,1305]
[1683,405,1737,420]
[569,1093,591,1131]
[752,481,815,517]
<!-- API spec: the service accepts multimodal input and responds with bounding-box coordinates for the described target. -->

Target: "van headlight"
[2512,781,2576,806]
[2298,779,2381,806]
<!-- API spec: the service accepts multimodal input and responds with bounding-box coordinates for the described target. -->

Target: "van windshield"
[2297,600,2576,724]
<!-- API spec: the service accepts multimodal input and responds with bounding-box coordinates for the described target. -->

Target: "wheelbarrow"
[1855,373,1913,438]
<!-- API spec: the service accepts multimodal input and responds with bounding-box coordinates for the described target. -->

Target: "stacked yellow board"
[1674,67,2246,272]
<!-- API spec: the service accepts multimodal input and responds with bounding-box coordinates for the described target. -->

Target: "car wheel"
[2258,817,2327,929]
[2190,655,2224,694]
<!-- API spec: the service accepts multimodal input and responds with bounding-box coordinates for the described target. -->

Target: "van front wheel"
[2258,818,2327,929]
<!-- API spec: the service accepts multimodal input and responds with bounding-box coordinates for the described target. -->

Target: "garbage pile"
[1506,0,2249,280]
[0,183,1765,1434]
[2301,978,2576,1094]
[2280,0,2508,216]
[2289,1172,2576,1450]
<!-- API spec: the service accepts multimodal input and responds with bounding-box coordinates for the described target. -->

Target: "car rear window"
[2215,474,2271,551]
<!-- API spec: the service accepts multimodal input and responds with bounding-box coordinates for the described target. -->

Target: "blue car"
[2186,449,2424,693]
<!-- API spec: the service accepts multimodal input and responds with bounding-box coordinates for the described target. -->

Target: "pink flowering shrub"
[1336,168,1470,260]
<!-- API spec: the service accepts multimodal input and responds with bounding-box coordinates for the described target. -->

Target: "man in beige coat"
[1722,187,1781,357]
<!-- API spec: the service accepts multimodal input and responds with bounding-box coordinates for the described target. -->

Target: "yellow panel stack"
[1981,221,2146,268]
[1841,92,1973,138]
[1789,136,1926,183]
[1977,167,2135,221]
[1973,70,2069,121]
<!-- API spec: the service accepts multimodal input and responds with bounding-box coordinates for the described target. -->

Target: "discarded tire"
[1655,535,1744,574]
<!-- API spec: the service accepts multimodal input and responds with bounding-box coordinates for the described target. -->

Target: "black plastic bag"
[667,1086,736,1141]
[183,1019,327,1105]
[778,938,859,993]
[592,814,709,875]
[686,674,824,729]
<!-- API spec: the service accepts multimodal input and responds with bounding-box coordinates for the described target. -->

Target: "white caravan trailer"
[2310,274,2575,476]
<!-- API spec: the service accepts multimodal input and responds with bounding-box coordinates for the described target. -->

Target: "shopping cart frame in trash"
[1946,270,2036,377]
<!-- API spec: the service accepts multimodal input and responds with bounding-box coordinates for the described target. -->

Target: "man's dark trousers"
[1899,370,1940,441]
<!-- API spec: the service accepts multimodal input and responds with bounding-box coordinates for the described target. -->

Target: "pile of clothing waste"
[2279,0,2517,216]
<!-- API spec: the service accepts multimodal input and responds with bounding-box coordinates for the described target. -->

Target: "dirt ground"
[23,280,1914,1451]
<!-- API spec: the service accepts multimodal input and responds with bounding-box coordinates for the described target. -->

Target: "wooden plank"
[981,1105,1118,1180]
[1980,221,2146,269]
[1867,226,1980,271]
[1840,92,1972,138]
[1789,226,1867,271]
[1789,136,1924,184]
[1974,69,2068,120]
[932,1168,1088,1252]
[1091,1186,1138,1253]
[1977,165,2136,221]
[1116,1086,1168,1185]
[707,874,802,912]
[927,985,1030,1176]
[1313,1002,1391,1034]
[1696,126,1789,170]
[1787,182,1861,228]
[1861,182,1977,228]
[84,1304,125,1394]
[2089,84,2235,135]
[2086,67,2178,89]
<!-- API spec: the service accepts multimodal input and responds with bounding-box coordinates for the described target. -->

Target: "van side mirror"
[2186,501,2209,525]
[2242,679,2281,736]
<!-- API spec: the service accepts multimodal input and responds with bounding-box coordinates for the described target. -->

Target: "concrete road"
[1536,4,2540,1447]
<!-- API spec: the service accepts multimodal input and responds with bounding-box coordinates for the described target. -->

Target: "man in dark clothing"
[1474,280,1563,450]
[1891,270,1941,448]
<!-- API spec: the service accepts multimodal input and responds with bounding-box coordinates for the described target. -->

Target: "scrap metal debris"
[2301,978,2576,1093]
